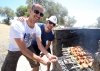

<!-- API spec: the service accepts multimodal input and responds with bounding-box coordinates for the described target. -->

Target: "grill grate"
[57,47,94,71]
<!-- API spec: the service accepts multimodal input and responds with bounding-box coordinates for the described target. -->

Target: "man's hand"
[46,53,58,62]
[34,54,50,65]
[40,52,45,57]
[17,17,27,21]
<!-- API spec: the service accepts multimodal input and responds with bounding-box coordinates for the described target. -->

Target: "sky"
[54,0,100,27]
[0,0,100,27]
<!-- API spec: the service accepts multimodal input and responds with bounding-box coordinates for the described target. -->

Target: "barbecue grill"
[52,28,100,71]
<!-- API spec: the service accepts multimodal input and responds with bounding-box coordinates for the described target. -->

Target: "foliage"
[0,7,15,19]
[2,18,9,24]
[16,5,28,17]
[0,7,3,14]
[66,16,77,27]
[15,0,76,26]
[41,1,68,25]
[87,16,100,28]
[97,17,100,28]
[26,0,34,9]
[0,6,15,25]
[87,23,97,28]
[26,0,48,9]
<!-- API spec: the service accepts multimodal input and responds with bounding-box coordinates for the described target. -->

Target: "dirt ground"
[0,24,10,70]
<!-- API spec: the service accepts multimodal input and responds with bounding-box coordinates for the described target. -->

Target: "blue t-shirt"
[31,23,54,54]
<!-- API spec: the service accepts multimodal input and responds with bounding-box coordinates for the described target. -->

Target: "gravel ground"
[0,24,10,70]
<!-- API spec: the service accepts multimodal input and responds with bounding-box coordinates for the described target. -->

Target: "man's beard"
[47,26,51,31]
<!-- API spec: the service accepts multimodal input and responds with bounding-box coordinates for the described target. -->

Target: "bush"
[2,18,11,25]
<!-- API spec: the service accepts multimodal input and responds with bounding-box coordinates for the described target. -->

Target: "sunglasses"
[33,10,44,17]
[48,20,56,26]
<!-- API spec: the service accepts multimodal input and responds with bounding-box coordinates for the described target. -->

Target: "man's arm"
[40,41,51,57]
[14,38,48,65]
[36,37,58,62]
[36,37,50,56]
[45,41,51,50]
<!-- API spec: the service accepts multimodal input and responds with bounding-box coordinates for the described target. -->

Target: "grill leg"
[98,40,100,52]
[92,52,100,71]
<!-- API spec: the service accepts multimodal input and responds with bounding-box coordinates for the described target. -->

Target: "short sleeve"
[35,24,41,38]
[10,23,23,38]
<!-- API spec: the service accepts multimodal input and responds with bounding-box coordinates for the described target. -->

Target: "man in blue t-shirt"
[31,23,54,55]
[31,16,57,71]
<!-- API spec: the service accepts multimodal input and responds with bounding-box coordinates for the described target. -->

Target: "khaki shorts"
[1,46,40,71]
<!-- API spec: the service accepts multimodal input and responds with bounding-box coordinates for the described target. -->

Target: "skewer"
[70,65,80,69]
[62,46,94,69]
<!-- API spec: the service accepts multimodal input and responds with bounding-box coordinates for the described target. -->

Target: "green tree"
[0,6,15,25]
[26,0,48,8]
[26,0,34,9]
[88,16,100,28]
[0,7,3,14]
[66,16,77,27]
[16,5,28,17]
[25,0,76,26]
[39,1,68,25]
[87,23,97,28]
[97,17,100,28]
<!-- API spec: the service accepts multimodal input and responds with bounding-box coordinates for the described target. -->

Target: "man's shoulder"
[34,23,40,28]
[50,30,54,35]
[34,24,41,32]
[11,20,24,26]
[10,20,26,30]
[36,22,45,27]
